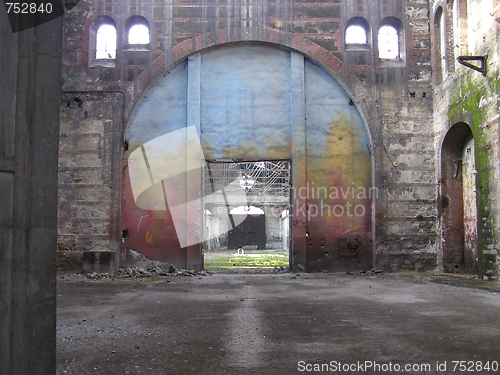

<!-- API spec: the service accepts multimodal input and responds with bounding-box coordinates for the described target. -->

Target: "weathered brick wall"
[430,0,500,276]
[59,0,437,271]
[58,92,123,266]
[357,1,437,270]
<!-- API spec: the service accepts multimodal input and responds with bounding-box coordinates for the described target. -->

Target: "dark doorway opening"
[441,123,478,273]
[227,214,266,250]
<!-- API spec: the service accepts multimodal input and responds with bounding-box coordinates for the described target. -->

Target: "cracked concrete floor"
[56,272,500,374]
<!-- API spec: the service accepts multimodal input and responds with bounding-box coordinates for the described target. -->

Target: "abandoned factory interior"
[5,0,500,373]
[53,0,500,277]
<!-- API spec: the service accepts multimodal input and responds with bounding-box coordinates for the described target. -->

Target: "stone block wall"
[59,0,439,272]
[430,0,500,276]
[58,92,123,265]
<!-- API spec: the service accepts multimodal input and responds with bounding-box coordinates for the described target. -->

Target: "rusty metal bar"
[457,55,487,76]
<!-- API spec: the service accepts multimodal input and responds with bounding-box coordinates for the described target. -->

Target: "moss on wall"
[446,70,499,276]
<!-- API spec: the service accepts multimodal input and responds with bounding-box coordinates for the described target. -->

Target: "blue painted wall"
[122,44,373,271]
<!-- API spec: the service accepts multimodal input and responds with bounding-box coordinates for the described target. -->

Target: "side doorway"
[440,123,478,273]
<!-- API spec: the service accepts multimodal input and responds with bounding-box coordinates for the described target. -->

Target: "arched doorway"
[121,44,373,272]
[440,123,478,272]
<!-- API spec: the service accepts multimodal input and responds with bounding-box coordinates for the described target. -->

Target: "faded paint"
[121,44,372,271]
[304,60,372,271]
[200,46,291,160]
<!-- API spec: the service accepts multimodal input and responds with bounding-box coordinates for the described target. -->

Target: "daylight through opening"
[96,23,117,59]
[128,24,150,45]
[202,160,291,270]
[378,24,399,59]
[345,25,367,45]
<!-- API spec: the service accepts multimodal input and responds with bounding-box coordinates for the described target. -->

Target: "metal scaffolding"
[204,160,290,198]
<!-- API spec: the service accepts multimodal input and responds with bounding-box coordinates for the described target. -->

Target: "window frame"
[96,23,117,60]
[345,17,371,51]
[124,16,150,52]
[377,17,405,66]
[89,16,118,67]
[378,25,399,59]
[452,0,460,64]
[434,6,446,81]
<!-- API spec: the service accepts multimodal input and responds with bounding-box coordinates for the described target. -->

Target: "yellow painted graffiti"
[146,226,168,245]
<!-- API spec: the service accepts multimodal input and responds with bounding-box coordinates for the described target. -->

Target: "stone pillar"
[264,205,282,249]
[0,11,62,375]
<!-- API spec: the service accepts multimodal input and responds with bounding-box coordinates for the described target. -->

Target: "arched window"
[125,16,150,49]
[129,24,149,44]
[378,25,399,59]
[346,25,367,44]
[439,8,446,75]
[345,17,370,49]
[229,206,264,215]
[452,0,459,63]
[95,23,117,59]
[434,7,446,82]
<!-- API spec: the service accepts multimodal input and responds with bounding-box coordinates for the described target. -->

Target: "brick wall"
[59,0,438,272]
[58,92,123,267]
[430,0,500,276]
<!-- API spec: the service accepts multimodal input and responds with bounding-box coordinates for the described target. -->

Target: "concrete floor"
[56,272,500,375]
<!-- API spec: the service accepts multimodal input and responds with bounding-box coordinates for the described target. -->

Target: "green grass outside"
[204,251,289,268]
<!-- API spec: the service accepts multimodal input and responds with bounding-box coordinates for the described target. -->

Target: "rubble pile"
[118,266,211,278]
[346,269,384,276]
[272,265,290,273]
[121,263,176,277]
